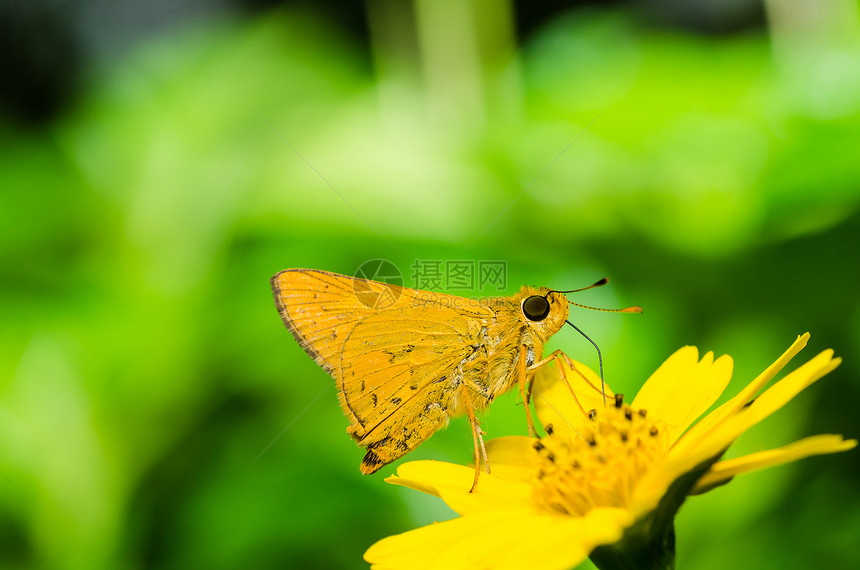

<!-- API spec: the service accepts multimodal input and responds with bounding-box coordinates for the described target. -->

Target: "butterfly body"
[272,269,569,474]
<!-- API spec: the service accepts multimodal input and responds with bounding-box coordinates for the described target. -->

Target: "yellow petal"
[729,351,841,436]
[692,434,857,494]
[484,436,542,483]
[486,436,541,470]
[494,508,634,570]
[534,358,614,437]
[678,333,810,449]
[631,347,734,444]
[673,348,841,463]
[435,478,535,516]
[385,460,469,498]
[634,346,841,515]
[386,460,534,516]
[630,454,699,518]
[364,507,634,570]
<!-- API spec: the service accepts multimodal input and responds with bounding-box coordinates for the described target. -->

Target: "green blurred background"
[2,0,859,568]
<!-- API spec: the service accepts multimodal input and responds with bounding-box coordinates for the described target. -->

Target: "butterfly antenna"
[555,279,642,404]
[568,301,643,313]
[553,278,642,313]
[550,277,609,294]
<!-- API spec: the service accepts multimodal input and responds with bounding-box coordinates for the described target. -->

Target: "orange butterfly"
[271,268,639,488]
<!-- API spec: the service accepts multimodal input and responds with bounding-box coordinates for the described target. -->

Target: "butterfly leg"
[460,388,490,493]
[527,350,591,418]
[540,350,608,406]
[517,344,538,437]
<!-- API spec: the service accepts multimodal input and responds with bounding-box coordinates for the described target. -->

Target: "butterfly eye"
[522,295,551,321]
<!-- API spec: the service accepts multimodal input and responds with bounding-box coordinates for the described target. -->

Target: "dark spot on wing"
[361,449,383,471]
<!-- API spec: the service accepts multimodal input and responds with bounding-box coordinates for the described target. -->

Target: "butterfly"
[271,268,640,489]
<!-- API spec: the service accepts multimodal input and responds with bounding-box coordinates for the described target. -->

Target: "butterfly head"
[516,279,642,344]
[516,286,570,342]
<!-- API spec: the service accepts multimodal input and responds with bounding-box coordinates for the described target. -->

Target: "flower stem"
[590,452,724,570]
[589,519,675,570]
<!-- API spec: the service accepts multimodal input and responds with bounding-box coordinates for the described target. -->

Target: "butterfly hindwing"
[272,269,496,471]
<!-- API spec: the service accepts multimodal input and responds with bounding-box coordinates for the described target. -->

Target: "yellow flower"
[364,333,856,570]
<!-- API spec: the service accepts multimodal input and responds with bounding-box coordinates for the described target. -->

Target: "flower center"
[532,395,669,516]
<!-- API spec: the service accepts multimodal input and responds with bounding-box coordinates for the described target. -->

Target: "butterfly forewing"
[272,269,381,373]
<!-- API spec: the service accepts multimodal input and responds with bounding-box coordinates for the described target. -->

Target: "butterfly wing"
[271,269,494,472]
[338,311,478,473]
